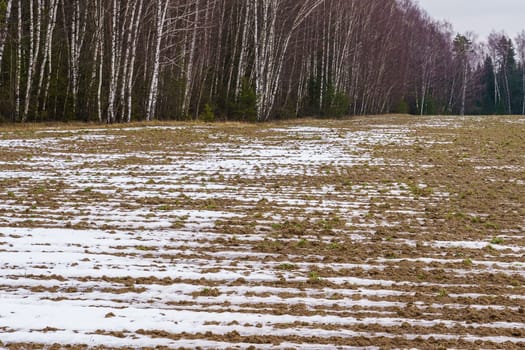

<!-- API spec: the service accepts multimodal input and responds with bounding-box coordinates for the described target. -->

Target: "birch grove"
[0,0,523,122]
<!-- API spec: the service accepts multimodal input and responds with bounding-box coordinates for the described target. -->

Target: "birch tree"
[181,0,199,117]
[21,0,42,122]
[0,0,12,73]
[146,0,169,121]
[124,0,144,122]
[453,34,472,116]
[516,31,525,115]
[14,0,21,121]
[251,0,324,121]
[86,0,104,122]
[35,0,59,116]
[107,0,120,123]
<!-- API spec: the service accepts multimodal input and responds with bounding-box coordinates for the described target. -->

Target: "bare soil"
[0,115,523,349]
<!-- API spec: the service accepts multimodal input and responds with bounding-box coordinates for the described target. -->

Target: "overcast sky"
[417,0,525,41]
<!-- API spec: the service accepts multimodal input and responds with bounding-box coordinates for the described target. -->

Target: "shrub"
[393,99,409,114]
[199,104,215,123]
[230,78,257,121]
[324,90,350,118]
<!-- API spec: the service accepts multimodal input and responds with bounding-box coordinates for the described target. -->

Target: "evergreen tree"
[479,56,496,114]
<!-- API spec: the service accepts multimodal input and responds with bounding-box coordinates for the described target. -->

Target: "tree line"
[0,0,524,123]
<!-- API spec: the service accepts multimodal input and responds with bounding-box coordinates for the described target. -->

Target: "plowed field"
[0,115,524,349]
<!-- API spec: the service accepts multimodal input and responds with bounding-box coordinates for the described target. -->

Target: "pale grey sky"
[417,0,525,41]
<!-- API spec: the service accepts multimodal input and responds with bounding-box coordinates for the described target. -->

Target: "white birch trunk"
[42,0,60,114]
[127,0,144,123]
[235,2,250,96]
[36,0,59,114]
[15,0,21,121]
[22,0,42,122]
[108,0,119,123]
[182,0,198,117]
[120,2,135,122]
[97,18,104,124]
[146,0,169,121]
